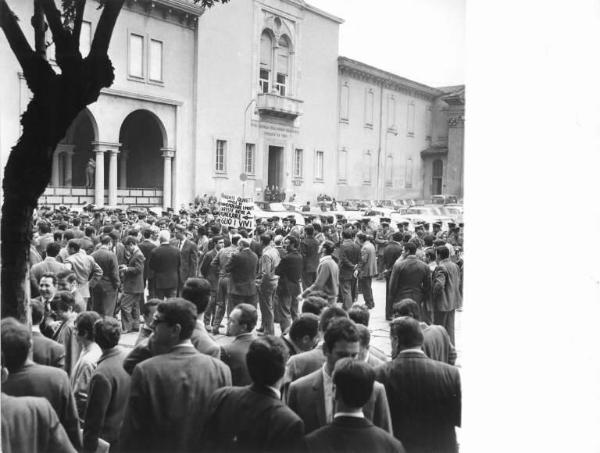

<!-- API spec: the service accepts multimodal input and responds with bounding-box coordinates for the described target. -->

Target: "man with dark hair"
[64,239,103,305]
[210,234,240,334]
[31,242,68,297]
[35,221,54,256]
[221,303,258,386]
[374,222,392,279]
[301,294,328,316]
[199,236,223,328]
[281,313,320,357]
[383,231,405,320]
[80,226,96,255]
[171,224,199,294]
[31,299,65,368]
[83,317,131,453]
[388,241,432,324]
[1,318,82,450]
[287,318,392,434]
[91,235,120,317]
[181,277,220,358]
[226,238,259,307]
[201,337,305,451]
[432,245,462,343]
[305,358,404,453]
[148,230,181,299]
[376,317,461,453]
[34,272,61,337]
[338,228,361,310]
[275,234,304,333]
[392,298,457,365]
[302,240,339,306]
[57,270,87,313]
[120,236,146,333]
[71,311,102,419]
[300,224,320,289]
[120,298,232,452]
[348,304,370,326]
[51,292,80,376]
[355,324,384,368]
[257,234,281,335]
[138,228,157,298]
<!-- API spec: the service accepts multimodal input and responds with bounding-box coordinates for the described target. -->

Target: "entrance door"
[268,146,283,188]
[432,159,443,195]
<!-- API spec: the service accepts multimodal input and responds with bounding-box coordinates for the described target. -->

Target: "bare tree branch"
[72,0,86,50]
[32,0,46,56]
[89,0,124,57]
[0,0,35,68]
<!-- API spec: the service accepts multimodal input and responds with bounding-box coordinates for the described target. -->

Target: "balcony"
[257,92,303,120]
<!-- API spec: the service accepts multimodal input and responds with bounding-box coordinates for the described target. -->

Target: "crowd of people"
[1,201,463,452]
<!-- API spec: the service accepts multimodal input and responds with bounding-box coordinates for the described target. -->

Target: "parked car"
[431,194,459,205]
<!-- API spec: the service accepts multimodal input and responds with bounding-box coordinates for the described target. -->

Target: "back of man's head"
[436,245,450,260]
[348,304,370,326]
[1,318,31,372]
[404,242,417,255]
[390,316,424,349]
[324,318,359,352]
[391,231,403,242]
[231,234,242,246]
[260,234,272,247]
[67,239,80,252]
[304,224,314,236]
[158,230,171,243]
[319,306,349,333]
[355,323,371,350]
[289,314,319,344]
[84,226,95,237]
[75,311,102,341]
[181,277,212,315]
[31,299,45,325]
[94,317,121,350]
[45,242,61,258]
[321,240,335,255]
[333,357,375,409]
[51,291,76,312]
[157,298,198,341]
[234,303,258,332]
[301,296,328,316]
[246,336,289,387]
[392,298,421,320]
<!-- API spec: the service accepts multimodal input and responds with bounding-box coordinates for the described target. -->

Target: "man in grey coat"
[355,233,377,309]
[432,245,462,343]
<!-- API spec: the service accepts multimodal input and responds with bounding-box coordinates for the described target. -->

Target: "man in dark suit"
[120,236,146,333]
[338,229,361,310]
[225,238,258,307]
[201,336,305,451]
[83,317,131,453]
[274,235,303,333]
[172,224,198,294]
[383,232,405,320]
[31,299,65,369]
[300,224,320,289]
[1,318,81,450]
[356,232,377,309]
[120,299,231,452]
[138,228,157,298]
[199,236,223,328]
[221,303,258,386]
[375,317,461,453]
[148,230,181,299]
[91,235,120,316]
[30,241,67,298]
[34,272,61,337]
[432,245,462,344]
[305,358,404,453]
[287,318,392,435]
[388,241,432,323]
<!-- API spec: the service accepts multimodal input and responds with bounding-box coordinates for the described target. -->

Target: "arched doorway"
[118,110,165,190]
[432,159,443,195]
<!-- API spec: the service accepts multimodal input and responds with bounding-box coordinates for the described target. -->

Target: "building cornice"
[303,2,344,24]
[338,56,443,100]
[100,88,183,106]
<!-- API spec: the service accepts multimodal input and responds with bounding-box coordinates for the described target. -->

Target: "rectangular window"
[385,155,393,187]
[129,34,144,78]
[245,143,255,175]
[315,150,324,180]
[363,151,372,183]
[79,21,92,57]
[407,102,415,136]
[276,73,287,96]
[215,140,227,173]
[259,69,270,93]
[149,39,163,82]
[405,158,413,188]
[426,107,432,139]
[340,83,350,122]
[338,148,348,181]
[387,95,397,130]
[365,89,374,127]
[293,149,303,178]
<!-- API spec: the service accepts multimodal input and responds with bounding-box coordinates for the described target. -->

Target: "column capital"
[55,143,75,155]
[161,147,175,159]
[91,141,122,153]
[120,147,130,159]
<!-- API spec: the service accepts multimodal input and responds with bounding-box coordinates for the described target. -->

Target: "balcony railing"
[256,92,303,120]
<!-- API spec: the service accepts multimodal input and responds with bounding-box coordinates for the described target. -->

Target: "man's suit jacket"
[287,368,393,435]
[2,362,81,450]
[300,237,320,272]
[283,346,326,387]
[432,258,462,312]
[120,345,231,452]
[91,248,120,290]
[382,242,404,273]
[375,351,461,453]
[220,332,257,386]
[1,393,77,453]
[305,416,405,453]
[171,238,198,284]
[422,323,457,365]
[64,251,103,298]
[138,239,157,283]
[148,243,181,290]
[358,241,378,278]
[338,239,361,280]
[122,248,145,293]
[388,255,432,305]
[201,385,305,452]
[83,347,131,452]
[225,248,258,296]
[190,321,220,359]
[32,330,65,369]
[199,248,219,289]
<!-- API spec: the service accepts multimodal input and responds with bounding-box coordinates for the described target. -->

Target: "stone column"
[94,148,105,207]
[161,148,175,209]
[51,152,60,187]
[119,149,129,189]
[108,149,120,207]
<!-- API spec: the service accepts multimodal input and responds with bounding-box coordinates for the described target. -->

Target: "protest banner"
[217,194,255,229]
